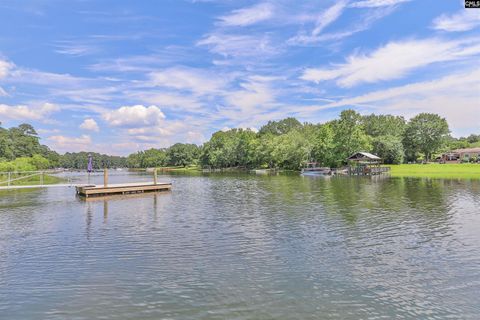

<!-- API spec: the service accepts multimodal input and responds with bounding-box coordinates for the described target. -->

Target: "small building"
[441,148,480,163]
[346,152,389,176]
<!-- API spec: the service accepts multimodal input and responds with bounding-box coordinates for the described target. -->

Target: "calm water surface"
[1,172,479,319]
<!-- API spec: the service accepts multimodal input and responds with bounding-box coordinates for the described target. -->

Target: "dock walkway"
[76,182,172,197]
[0,169,172,197]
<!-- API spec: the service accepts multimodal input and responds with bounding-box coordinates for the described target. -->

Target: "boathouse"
[347,152,389,176]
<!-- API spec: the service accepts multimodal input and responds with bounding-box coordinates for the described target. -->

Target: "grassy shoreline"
[386,164,480,179]
[156,165,201,172]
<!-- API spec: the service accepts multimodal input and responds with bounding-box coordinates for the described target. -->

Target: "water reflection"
[0,173,479,319]
[81,192,166,238]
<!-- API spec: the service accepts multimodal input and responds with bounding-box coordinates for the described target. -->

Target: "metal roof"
[347,152,381,161]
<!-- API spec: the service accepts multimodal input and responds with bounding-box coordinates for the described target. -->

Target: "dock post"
[40,172,44,185]
[154,168,158,185]
[104,168,108,187]
[7,172,11,187]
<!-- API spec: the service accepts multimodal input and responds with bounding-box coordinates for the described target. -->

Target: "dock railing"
[0,170,67,187]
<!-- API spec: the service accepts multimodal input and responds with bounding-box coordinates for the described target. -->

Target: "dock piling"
[104,169,108,187]
[154,168,158,185]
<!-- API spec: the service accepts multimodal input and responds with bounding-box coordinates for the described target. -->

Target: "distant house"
[441,148,480,162]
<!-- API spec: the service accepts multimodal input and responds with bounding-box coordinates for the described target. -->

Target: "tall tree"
[258,117,303,136]
[331,110,372,166]
[166,143,199,167]
[362,114,406,137]
[200,129,257,168]
[372,135,404,164]
[403,113,450,162]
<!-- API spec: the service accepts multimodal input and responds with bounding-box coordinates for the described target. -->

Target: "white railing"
[0,170,66,187]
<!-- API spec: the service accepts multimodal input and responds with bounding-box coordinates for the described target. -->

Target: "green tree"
[270,129,312,170]
[30,154,51,170]
[467,134,480,144]
[166,144,199,167]
[331,110,372,166]
[142,148,167,168]
[200,129,257,168]
[372,135,404,164]
[127,152,144,168]
[59,152,127,169]
[258,117,303,135]
[254,133,276,168]
[362,114,406,137]
[403,113,450,162]
[309,123,336,167]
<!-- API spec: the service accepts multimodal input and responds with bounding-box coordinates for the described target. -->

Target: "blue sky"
[0,0,479,155]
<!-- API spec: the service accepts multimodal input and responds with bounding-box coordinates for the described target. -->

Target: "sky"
[0,0,479,155]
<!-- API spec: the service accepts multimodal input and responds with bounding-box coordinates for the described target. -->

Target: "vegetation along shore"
[1,110,479,178]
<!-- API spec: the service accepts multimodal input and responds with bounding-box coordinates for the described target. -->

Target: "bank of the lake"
[387,163,480,179]
[1,172,480,319]
[157,165,201,172]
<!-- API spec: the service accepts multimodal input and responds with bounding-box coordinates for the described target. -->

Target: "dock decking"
[76,182,172,197]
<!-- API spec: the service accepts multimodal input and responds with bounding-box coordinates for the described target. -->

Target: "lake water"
[1,172,479,319]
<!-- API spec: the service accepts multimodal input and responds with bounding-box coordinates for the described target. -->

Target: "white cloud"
[103,105,165,127]
[126,127,172,142]
[149,67,224,95]
[47,134,92,152]
[185,130,205,143]
[79,118,100,132]
[287,2,347,45]
[312,1,347,36]
[432,9,480,32]
[4,64,122,106]
[0,102,59,121]
[302,68,480,135]
[288,4,394,45]
[0,59,13,78]
[301,37,480,87]
[122,120,206,146]
[0,87,7,96]
[37,128,60,134]
[138,93,204,111]
[197,33,277,58]
[218,3,274,27]
[350,0,411,8]
[54,41,99,56]
[218,77,278,126]
[225,80,274,113]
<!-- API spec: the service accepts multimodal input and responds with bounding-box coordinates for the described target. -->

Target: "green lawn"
[156,165,201,172]
[386,164,480,179]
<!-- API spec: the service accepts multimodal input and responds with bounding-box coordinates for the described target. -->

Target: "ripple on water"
[1,174,480,319]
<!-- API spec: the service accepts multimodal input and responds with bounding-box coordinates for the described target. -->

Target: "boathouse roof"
[347,152,381,161]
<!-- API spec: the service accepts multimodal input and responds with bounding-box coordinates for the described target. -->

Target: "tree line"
[1,110,478,172]
[0,122,127,171]
[127,110,477,170]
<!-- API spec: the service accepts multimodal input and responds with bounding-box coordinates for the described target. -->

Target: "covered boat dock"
[347,152,390,176]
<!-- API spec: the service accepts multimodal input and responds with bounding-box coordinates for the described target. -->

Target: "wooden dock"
[76,182,171,197]
[0,168,172,198]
